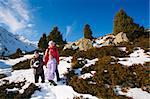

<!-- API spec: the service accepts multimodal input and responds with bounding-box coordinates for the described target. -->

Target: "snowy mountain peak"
[0,27,37,56]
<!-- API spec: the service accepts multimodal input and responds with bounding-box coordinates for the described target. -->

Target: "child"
[30,51,45,83]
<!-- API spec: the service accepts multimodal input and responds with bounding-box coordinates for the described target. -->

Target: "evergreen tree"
[84,24,93,40]
[16,48,22,55]
[47,26,64,45]
[113,9,144,39]
[63,39,67,44]
[38,33,48,51]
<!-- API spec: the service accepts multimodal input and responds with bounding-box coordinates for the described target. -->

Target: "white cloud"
[65,21,78,39]
[0,0,32,33]
[27,24,34,28]
[66,25,72,38]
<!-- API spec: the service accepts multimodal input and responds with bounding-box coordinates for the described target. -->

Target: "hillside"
[0,27,36,56]
[0,32,149,99]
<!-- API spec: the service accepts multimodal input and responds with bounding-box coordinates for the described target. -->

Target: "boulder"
[75,38,93,51]
[114,32,129,45]
[12,59,31,70]
[63,43,79,50]
[93,34,115,47]
[0,74,7,79]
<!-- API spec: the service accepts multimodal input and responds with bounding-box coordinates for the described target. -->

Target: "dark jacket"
[30,55,44,75]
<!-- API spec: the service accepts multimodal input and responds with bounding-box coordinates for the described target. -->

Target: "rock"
[6,88,19,98]
[102,38,115,46]
[12,59,31,70]
[63,38,93,51]
[0,74,7,79]
[75,38,93,51]
[0,81,26,99]
[114,32,129,45]
[93,34,115,47]
[17,83,39,98]
[63,43,79,50]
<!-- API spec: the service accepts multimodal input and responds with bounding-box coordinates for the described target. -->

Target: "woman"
[44,41,59,85]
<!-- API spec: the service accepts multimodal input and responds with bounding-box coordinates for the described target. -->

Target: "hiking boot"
[49,80,57,86]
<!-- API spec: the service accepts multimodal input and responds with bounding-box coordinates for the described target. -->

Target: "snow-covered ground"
[114,86,150,99]
[0,52,150,99]
[74,58,98,78]
[0,54,34,75]
[0,56,98,99]
[31,57,98,99]
[31,83,98,99]
[118,48,150,66]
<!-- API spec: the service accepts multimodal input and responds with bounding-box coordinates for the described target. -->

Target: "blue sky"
[0,0,149,42]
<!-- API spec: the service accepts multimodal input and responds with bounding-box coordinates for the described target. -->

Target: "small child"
[30,51,45,83]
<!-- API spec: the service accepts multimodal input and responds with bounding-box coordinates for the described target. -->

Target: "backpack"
[44,48,50,65]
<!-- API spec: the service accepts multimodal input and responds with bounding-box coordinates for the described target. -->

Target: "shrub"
[12,59,31,70]
[143,62,150,67]
[0,80,39,99]
[0,74,7,79]
[67,55,149,98]
[64,69,76,85]
[133,36,149,50]
[0,80,26,99]
[81,64,95,74]
[71,59,86,69]
[9,48,23,59]
[118,34,149,54]
[73,46,126,60]
[16,83,39,98]
[60,48,78,57]
[69,74,128,99]
[25,50,38,55]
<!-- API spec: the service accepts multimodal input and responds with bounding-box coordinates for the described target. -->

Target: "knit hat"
[48,41,55,46]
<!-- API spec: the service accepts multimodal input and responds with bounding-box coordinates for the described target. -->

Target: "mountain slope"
[0,27,36,56]
[16,35,38,47]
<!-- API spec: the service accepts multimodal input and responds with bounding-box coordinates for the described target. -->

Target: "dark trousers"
[35,72,45,83]
[56,65,60,81]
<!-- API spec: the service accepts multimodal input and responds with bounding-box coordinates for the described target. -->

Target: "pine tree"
[84,24,93,40]
[47,26,64,45]
[38,33,48,51]
[16,48,22,55]
[63,39,67,44]
[113,9,144,38]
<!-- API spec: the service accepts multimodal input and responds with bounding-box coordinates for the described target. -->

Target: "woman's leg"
[55,65,60,81]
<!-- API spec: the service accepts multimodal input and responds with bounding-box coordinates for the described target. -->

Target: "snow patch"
[83,58,98,68]
[118,48,150,66]
[79,71,96,79]
[114,86,150,99]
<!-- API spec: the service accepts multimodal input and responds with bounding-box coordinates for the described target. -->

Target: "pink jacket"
[44,47,59,65]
